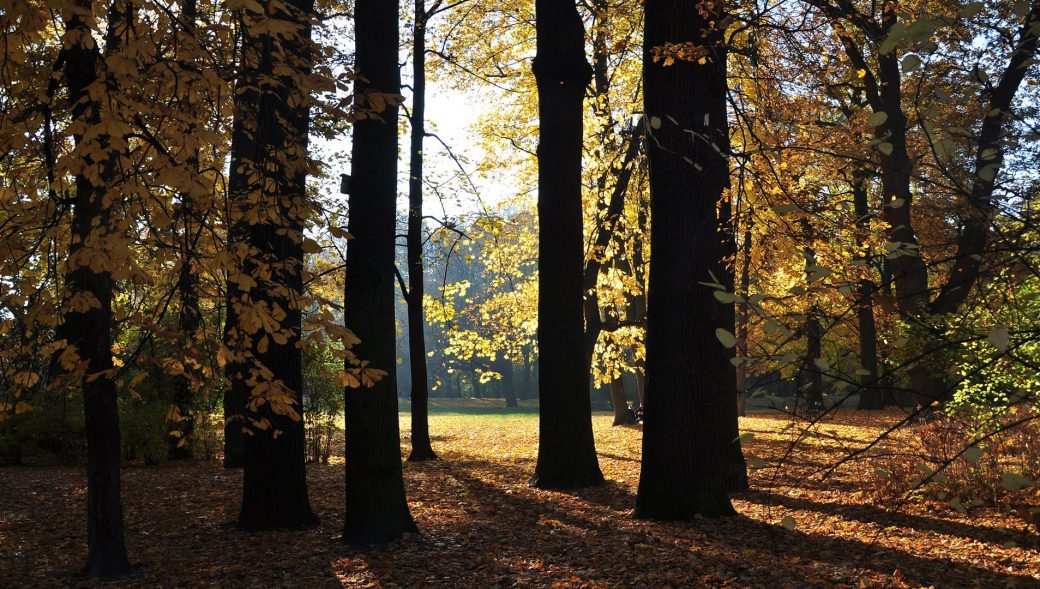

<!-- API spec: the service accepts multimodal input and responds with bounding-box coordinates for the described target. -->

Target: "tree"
[635,0,743,519]
[805,0,1040,405]
[225,0,320,530]
[342,0,418,545]
[529,0,604,490]
[60,0,134,575]
[403,0,438,462]
[169,0,203,460]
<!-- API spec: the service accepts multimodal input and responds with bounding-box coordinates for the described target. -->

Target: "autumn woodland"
[1,0,1040,586]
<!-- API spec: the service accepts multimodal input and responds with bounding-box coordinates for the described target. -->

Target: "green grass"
[398,397,540,416]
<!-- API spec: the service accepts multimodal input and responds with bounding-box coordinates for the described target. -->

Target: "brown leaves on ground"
[2,408,1039,588]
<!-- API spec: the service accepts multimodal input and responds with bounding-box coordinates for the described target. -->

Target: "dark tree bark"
[530,0,604,490]
[609,378,636,425]
[635,0,741,520]
[494,355,518,408]
[405,0,437,462]
[342,0,418,546]
[850,169,883,410]
[62,0,132,576]
[735,219,752,417]
[799,219,824,414]
[226,0,319,531]
[169,0,201,461]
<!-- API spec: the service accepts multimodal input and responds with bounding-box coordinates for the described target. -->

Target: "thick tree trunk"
[636,0,740,519]
[230,0,319,531]
[610,378,636,425]
[504,361,518,408]
[62,0,132,576]
[342,0,418,546]
[530,0,604,490]
[406,0,437,462]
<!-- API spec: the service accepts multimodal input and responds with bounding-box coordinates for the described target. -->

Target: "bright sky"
[311,70,507,222]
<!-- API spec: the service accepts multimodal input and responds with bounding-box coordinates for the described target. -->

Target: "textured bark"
[530,0,604,490]
[342,0,418,546]
[851,170,883,410]
[406,0,437,462]
[635,0,740,519]
[232,0,319,531]
[62,0,132,576]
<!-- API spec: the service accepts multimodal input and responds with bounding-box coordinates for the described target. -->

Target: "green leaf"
[868,111,889,126]
[780,515,797,530]
[988,325,1010,352]
[978,164,998,182]
[715,328,737,348]
[1002,472,1035,491]
[877,142,894,156]
[963,446,983,466]
[772,203,801,214]
[713,290,739,304]
[901,54,921,72]
[961,2,984,17]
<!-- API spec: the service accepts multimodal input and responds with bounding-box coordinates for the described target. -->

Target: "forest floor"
[2,407,1039,588]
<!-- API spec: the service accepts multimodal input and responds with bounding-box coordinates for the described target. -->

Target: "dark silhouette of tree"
[635,0,744,519]
[169,0,202,461]
[404,0,437,462]
[342,0,418,545]
[61,0,133,576]
[530,0,604,490]
[227,0,319,531]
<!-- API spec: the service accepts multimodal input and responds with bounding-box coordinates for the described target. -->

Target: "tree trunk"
[530,0,604,490]
[342,0,418,546]
[720,190,749,491]
[406,0,437,462]
[799,219,824,414]
[735,216,752,417]
[169,0,201,461]
[850,169,883,410]
[229,0,319,531]
[636,0,740,519]
[62,0,132,576]
[502,357,518,408]
[610,378,635,425]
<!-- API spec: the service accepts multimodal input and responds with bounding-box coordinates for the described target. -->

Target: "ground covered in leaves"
[3,404,1040,588]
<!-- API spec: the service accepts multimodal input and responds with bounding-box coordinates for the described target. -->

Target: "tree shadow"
[344,456,1040,588]
[743,489,1039,549]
